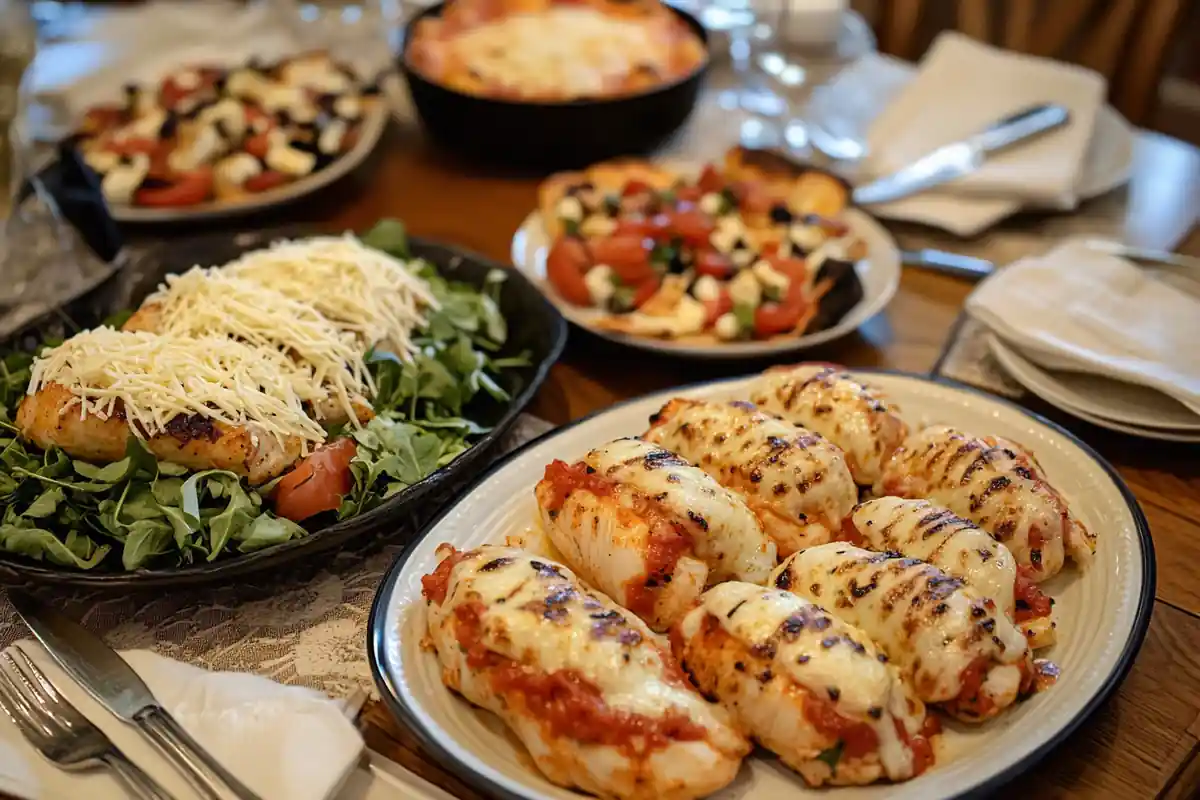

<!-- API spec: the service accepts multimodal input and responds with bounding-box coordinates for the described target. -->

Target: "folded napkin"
[861,33,1107,233]
[966,240,1200,415]
[0,641,363,800]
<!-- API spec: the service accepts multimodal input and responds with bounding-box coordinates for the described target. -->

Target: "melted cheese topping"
[644,399,857,556]
[28,329,327,444]
[447,8,669,97]
[142,266,371,424]
[876,425,1077,578]
[681,582,921,779]
[771,544,1030,704]
[429,546,728,723]
[223,235,439,361]
[850,497,1017,616]
[747,366,909,486]
[584,438,776,584]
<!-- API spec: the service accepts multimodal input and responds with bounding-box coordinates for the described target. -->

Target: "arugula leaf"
[24,487,64,518]
[121,519,174,570]
[236,515,306,553]
[361,219,410,258]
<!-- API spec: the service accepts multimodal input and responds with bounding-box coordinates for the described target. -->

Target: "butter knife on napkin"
[8,590,261,800]
[853,103,1070,205]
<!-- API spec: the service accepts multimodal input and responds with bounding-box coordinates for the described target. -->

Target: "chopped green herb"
[561,218,581,237]
[817,742,843,770]
[733,302,756,335]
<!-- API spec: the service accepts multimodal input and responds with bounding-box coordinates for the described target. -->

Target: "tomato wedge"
[754,276,810,338]
[614,216,667,239]
[667,209,715,248]
[694,250,735,280]
[622,179,652,197]
[730,179,772,214]
[632,280,661,309]
[545,237,593,306]
[134,167,215,207]
[590,235,654,284]
[244,170,290,193]
[273,438,358,522]
[673,185,702,204]
[244,132,273,159]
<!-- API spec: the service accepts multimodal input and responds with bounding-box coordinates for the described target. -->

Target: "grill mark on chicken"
[480,557,514,572]
[164,413,221,444]
[640,448,689,471]
[970,476,1012,512]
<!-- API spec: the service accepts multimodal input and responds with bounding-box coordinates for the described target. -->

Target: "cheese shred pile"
[28,329,329,444]
[26,234,438,446]
[224,234,439,361]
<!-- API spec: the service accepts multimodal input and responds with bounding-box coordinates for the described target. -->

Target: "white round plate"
[510,208,900,359]
[369,371,1155,800]
[108,103,388,223]
[988,336,1200,442]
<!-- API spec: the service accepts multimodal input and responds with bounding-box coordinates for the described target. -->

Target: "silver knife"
[8,590,262,800]
[852,103,1071,205]
[901,249,995,280]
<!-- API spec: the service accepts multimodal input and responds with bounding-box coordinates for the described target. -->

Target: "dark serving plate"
[0,225,566,589]
[398,2,710,170]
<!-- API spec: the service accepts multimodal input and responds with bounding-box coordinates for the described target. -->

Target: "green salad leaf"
[0,219,529,572]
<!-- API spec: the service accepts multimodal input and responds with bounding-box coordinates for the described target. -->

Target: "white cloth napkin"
[966,240,1200,415]
[0,641,363,800]
[861,33,1107,234]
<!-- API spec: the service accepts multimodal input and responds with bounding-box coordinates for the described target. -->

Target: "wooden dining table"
[284,115,1200,799]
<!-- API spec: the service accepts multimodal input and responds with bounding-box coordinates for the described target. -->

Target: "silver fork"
[0,647,174,799]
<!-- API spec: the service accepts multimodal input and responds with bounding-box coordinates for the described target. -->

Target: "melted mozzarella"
[746,365,908,485]
[585,438,776,584]
[428,546,744,731]
[644,399,857,556]
[620,295,706,337]
[216,152,263,186]
[771,544,1030,707]
[266,143,316,176]
[849,497,1017,616]
[679,582,924,782]
[100,155,149,204]
[168,124,226,172]
[318,119,348,155]
[875,425,1092,579]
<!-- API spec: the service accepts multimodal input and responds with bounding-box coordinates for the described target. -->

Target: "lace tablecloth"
[0,414,554,700]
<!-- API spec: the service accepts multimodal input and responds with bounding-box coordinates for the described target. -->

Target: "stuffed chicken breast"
[535,438,777,631]
[673,582,937,787]
[746,364,908,486]
[874,425,1095,580]
[421,545,750,800]
[771,544,1036,722]
[644,399,856,556]
[842,497,1055,648]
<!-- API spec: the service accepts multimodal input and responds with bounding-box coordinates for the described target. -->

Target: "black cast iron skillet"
[398,2,710,170]
[0,225,566,589]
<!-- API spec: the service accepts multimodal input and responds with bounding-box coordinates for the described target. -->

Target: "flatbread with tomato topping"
[538,147,865,344]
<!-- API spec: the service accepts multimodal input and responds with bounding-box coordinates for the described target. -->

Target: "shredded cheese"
[222,234,439,361]
[28,329,328,445]
[140,265,373,424]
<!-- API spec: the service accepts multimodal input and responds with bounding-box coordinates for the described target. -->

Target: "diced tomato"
[244,132,273,159]
[702,290,732,327]
[273,437,357,522]
[802,694,879,759]
[243,170,290,193]
[621,179,652,197]
[759,241,781,258]
[894,717,936,776]
[697,163,724,193]
[590,235,654,284]
[694,250,735,280]
[951,656,997,718]
[545,237,593,306]
[673,185,702,203]
[666,209,715,248]
[134,167,215,207]
[81,106,126,136]
[754,301,804,338]
[632,280,660,309]
[420,547,469,605]
[160,69,217,109]
[767,255,808,283]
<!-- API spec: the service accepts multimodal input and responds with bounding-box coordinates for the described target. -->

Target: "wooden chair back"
[859,0,1194,124]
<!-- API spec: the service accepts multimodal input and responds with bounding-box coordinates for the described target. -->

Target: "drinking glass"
[0,0,37,206]
[267,0,403,67]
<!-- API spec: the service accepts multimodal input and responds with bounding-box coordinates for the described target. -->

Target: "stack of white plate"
[988,335,1200,443]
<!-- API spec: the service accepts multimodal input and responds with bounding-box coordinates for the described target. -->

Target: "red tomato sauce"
[802,694,879,759]
[838,517,867,547]
[893,717,937,776]
[624,521,692,617]
[1013,567,1053,622]
[421,548,470,605]
[950,656,996,718]
[491,664,706,752]
[539,460,616,511]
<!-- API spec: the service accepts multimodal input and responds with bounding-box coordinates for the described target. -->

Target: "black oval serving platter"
[0,225,566,589]
[398,2,710,170]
